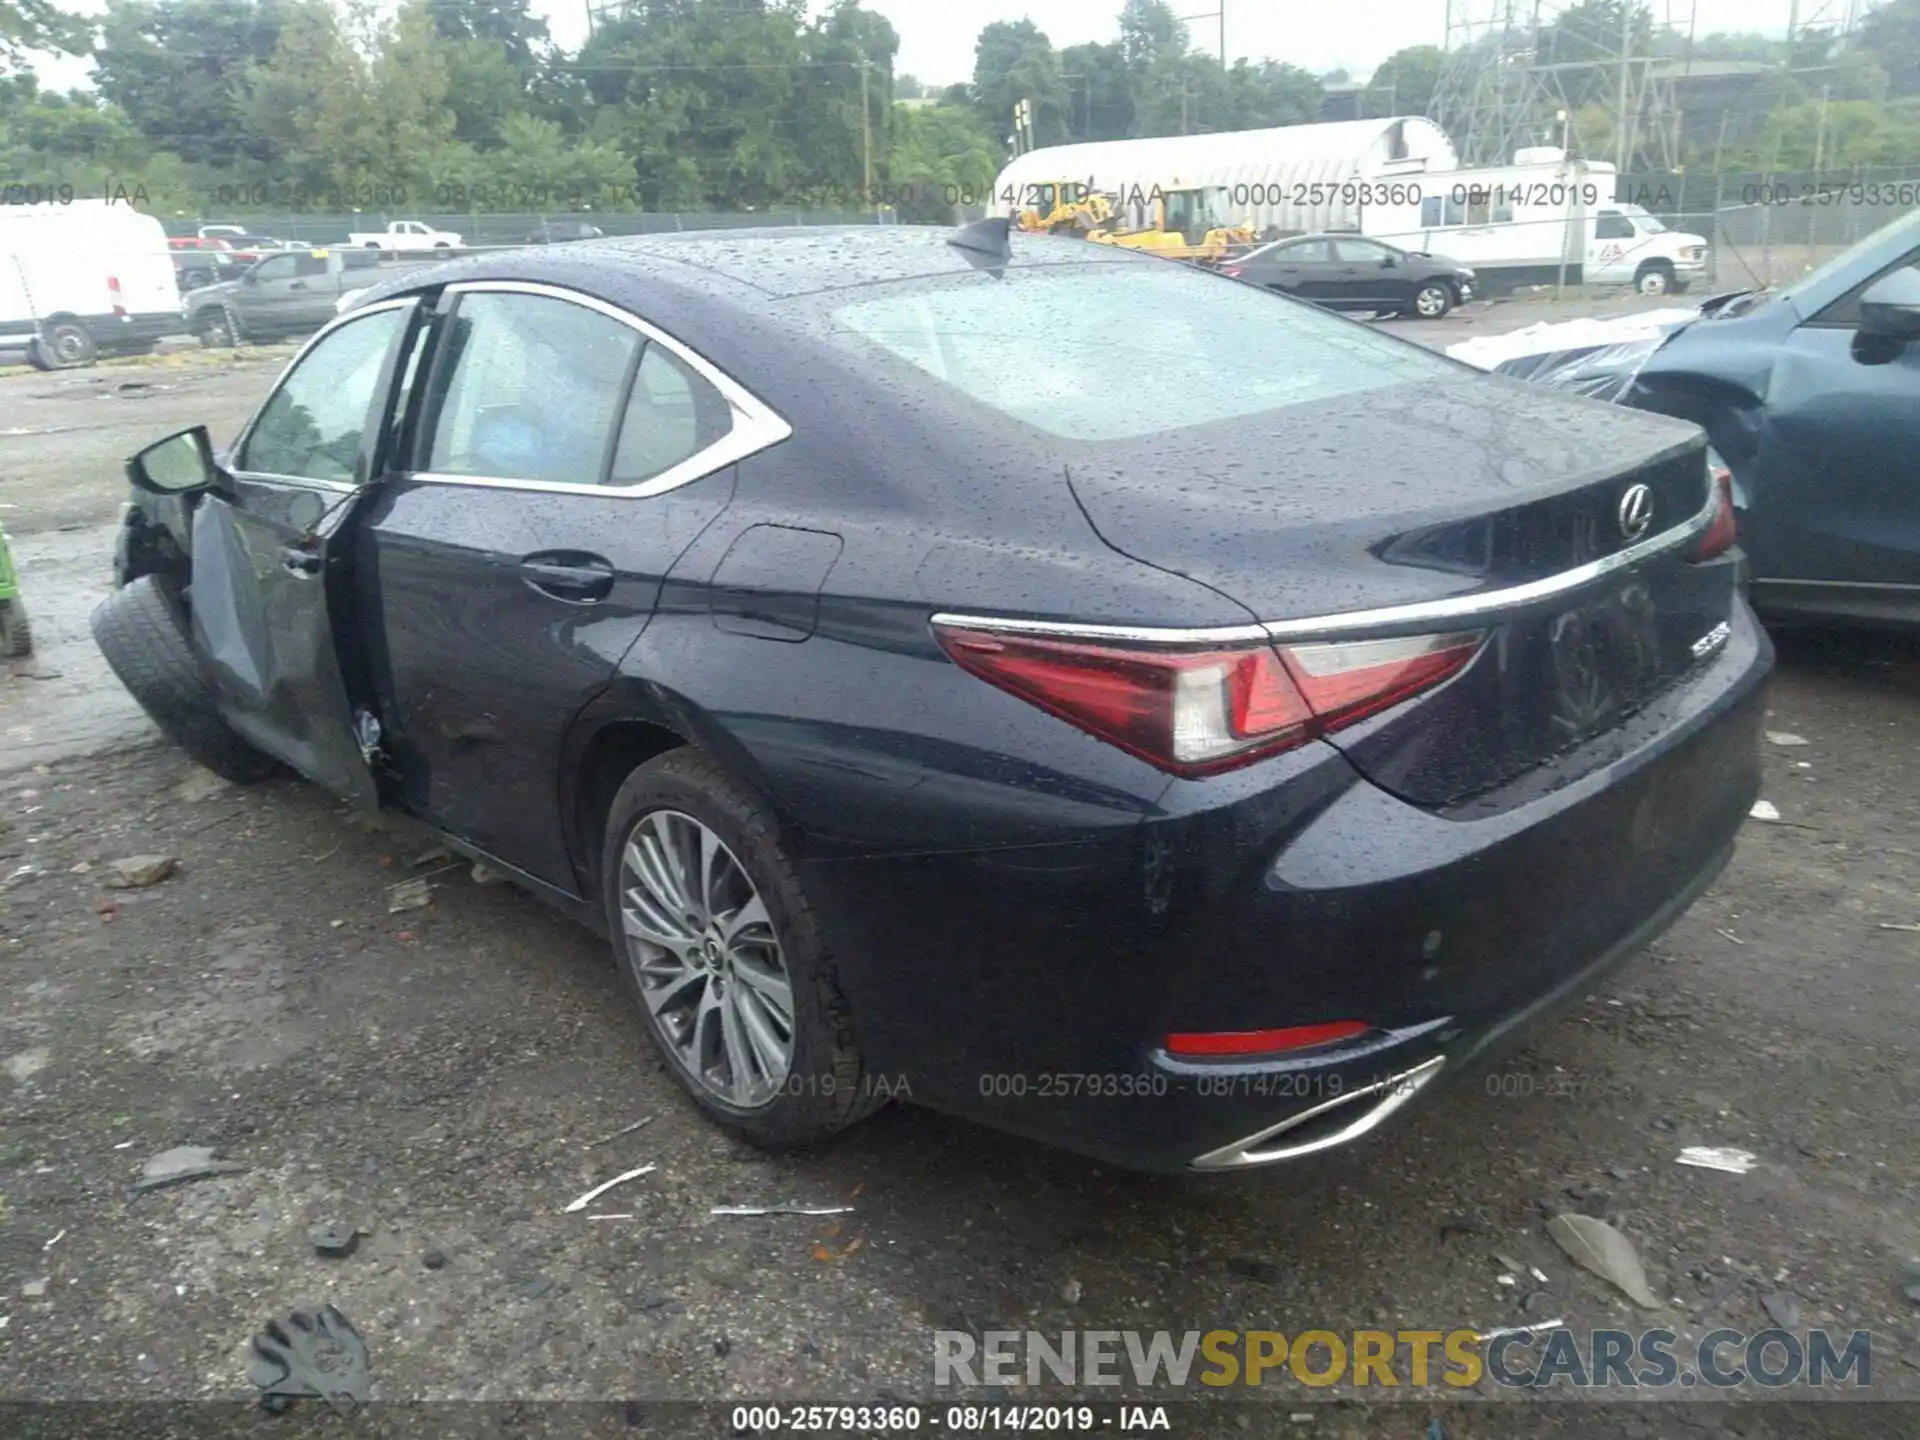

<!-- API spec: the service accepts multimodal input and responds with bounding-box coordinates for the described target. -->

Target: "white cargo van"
[0,200,183,368]
[1362,153,1711,296]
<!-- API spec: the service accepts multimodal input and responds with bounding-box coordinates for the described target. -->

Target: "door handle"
[521,554,615,603]
[281,545,322,576]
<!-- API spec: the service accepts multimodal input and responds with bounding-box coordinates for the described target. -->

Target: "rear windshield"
[826,263,1450,441]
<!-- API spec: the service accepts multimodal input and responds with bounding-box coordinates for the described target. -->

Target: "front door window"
[236,307,409,483]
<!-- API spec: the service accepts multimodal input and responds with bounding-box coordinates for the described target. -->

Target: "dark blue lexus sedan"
[92,221,1770,1172]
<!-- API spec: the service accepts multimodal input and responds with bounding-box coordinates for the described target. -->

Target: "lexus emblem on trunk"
[1617,483,1655,540]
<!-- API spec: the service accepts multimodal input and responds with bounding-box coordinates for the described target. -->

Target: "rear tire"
[0,598,30,658]
[33,319,97,369]
[601,748,885,1149]
[89,575,278,783]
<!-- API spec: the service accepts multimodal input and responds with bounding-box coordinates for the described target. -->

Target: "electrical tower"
[1428,0,1699,171]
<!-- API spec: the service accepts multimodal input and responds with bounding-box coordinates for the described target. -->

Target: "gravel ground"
[1,297,1916,1437]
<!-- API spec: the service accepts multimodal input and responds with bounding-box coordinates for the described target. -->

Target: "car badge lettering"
[1617,483,1655,541]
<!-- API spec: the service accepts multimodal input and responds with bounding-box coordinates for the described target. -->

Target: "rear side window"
[423,291,640,485]
[611,343,733,484]
[828,264,1447,442]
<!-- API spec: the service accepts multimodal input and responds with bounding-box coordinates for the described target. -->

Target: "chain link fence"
[1617,165,1920,291]
[165,209,900,247]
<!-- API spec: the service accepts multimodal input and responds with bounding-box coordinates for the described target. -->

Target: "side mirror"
[126,427,225,499]
[1857,268,1920,342]
[1380,255,1398,267]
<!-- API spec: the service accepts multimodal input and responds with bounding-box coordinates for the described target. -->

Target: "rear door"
[1254,239,1333,300]
[350,281,786,891]
[194,298,424,804]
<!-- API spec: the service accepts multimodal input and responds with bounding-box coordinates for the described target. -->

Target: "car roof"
[386,224,1155,302]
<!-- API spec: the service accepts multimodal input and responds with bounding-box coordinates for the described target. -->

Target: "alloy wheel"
[1415,284,1450,318]
[618,808,795,1109]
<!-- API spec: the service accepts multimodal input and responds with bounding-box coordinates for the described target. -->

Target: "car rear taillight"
[1689,462,1737,562]
[933,624,1483,775]
[1165,1020,1370,1057]
[108,275,126,318]
[1220,266,1242,277]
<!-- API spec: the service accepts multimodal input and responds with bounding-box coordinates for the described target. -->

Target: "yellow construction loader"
[1086,185,1255,265]
[1012,180,1114,235]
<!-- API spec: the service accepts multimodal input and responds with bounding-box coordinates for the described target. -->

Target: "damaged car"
[92,222,1769,1173]
[1454,206,1920,629]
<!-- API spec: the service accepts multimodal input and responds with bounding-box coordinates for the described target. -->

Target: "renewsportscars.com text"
[934,1327,1873,1391]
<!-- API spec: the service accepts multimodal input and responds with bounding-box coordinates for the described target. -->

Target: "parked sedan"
[92,222,1766,1173]
[1223,233,1475,318]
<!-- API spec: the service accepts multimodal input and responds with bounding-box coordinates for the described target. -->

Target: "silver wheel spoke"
[719,986,757,1102]
[733,984,791,1077]
[718,894,772,946]
[638,961,705,1016]
[731,954,793,1025]
[621,879,694,952]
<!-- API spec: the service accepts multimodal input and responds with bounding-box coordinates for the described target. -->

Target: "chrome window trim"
[227,296,420,488]
[403,279,794,498]
[934,468,1720,647]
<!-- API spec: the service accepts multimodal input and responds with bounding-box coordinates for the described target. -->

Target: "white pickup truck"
[346,220,462,253]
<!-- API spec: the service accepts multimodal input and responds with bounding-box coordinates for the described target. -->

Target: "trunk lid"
[1065,373,1730,810]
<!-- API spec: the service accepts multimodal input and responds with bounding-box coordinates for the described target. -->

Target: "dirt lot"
[1,300,1917,1436]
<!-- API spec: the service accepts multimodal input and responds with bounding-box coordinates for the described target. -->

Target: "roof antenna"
[948,216,1012,276]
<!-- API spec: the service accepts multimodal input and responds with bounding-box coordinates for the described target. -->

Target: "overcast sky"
[36,0,1802,95]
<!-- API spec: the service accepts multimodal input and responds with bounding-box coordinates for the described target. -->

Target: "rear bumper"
[804,601,1771,1172]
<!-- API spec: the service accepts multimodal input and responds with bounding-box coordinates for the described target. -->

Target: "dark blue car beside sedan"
[1486,206,1920,629]
[91,222,1768,1173]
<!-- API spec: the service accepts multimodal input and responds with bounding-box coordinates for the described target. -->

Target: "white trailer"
[1362,150,1712,296]
[990,117,1458,238]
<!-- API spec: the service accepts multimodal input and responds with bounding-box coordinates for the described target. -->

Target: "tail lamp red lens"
[1689,463,1738,562]
[1164,1021,1370,1057]
[933,624,1483,776]
[1221,266,1243,277]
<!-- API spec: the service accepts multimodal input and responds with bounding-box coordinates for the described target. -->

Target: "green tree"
[972,18,1065,146]
[1728,95,1920,166]
[235,0,458,201]
[792,0,899,205]
[887,100,999,219]
[1365,44,1444,118]
[93,0,288,165]
[1856,0,1920,96]
[1538,0,1653,107]
[1059,39,1131,140]
[576,0,811,210]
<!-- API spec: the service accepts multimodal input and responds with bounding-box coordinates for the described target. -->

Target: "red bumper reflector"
[1165,1020,1369,1057]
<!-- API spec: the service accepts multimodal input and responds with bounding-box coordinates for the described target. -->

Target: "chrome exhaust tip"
[1188,1055,1446,1171]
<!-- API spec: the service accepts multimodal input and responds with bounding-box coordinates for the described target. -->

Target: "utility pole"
[858,49,873,197]
[1812,84,1830,173]
[1614,0,1634,172]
